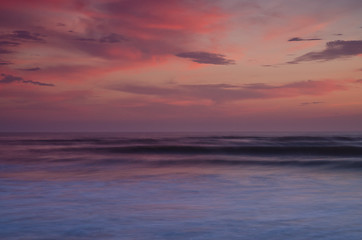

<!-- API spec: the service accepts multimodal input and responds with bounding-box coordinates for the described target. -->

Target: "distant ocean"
[1,132,362,240]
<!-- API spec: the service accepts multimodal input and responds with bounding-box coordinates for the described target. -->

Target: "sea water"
[1,132,362,239]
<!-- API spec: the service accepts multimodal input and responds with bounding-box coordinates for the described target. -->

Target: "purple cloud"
[0,30,45,42]
[0,41,20,47]
[0,74,23,83]
[0,31,45,59]
[288,37,321,42]
[0,74,54,87]
[18,67,41,71]
[300,101,324,106]
[289,40,362,63]
[99,33,128,43]
[75,33,127,44]
[176,51,235,65]
[75,38,97,42]
[56,22,66,27]
[22,80,54,87]
[112,83,260,102]
[117,84,179,96]
[112,80,345,103]
[243,83,276,89]
[0,41,19,62]
[0,48,13,54]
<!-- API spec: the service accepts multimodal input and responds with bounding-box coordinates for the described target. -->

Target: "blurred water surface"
[1,132,362,239]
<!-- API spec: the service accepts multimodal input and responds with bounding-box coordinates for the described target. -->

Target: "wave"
[61,145,362,157]
[2,135,362,146]
[85,158,362,170]
[0,138,161,146]
[150,159,362,169]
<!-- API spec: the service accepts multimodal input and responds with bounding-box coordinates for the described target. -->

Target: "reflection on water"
[1,133,362,239]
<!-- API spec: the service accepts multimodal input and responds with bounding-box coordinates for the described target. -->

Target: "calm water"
[1,132,362,240]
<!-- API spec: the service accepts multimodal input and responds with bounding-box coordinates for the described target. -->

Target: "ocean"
[1,132,362,240]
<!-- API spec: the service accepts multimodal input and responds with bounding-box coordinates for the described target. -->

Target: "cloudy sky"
[0,0,361,132]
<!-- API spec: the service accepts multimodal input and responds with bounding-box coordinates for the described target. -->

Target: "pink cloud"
[110,79,348,104]
[0,0,232,82]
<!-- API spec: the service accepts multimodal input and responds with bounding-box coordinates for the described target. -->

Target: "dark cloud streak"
[18,67,41,71]
[0,73,54,87]
[75,38,97,42]
[0,31,46,58]
[99,33,128,43]
[0,30,45,42]
[176,51,235,65]
[75,33,128,44]
[0,41,20,47]
[22,80,54,86]
[0,48,13,54]
[288,37,321,42]
[289,40,362,64]
[116,84,179,95]
[300,101,324,106]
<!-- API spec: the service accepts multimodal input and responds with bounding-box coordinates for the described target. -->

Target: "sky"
[0,0,361,132]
